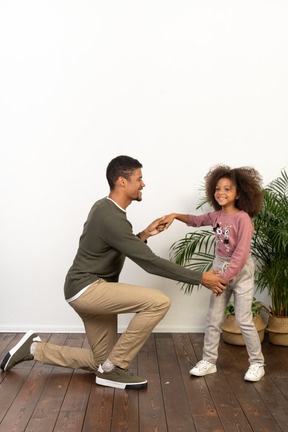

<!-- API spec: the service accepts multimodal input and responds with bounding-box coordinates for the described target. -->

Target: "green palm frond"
[248,169,288,316]
[170,229,215,294]
[266,169,288,197]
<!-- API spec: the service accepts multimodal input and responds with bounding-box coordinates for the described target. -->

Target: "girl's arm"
[162,213,189,229]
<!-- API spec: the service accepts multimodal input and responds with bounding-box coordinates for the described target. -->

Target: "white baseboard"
[0,324,205,333]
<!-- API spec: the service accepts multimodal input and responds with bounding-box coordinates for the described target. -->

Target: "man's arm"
[103,212,226,292]
[138,217,227,295]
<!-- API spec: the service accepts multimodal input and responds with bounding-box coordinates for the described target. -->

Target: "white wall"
[1,1,287,333]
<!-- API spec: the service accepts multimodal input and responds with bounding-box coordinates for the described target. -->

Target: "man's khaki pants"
[35,279,171,372]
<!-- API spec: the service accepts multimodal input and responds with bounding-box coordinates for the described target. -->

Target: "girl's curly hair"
[205,165,264,217]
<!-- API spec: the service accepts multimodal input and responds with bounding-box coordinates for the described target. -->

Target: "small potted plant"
[220,298,267,345]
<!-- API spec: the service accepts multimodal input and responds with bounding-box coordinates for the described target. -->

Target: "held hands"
[160,213,189,228]
[139,213,188,242]
[148,216,168,236]
[201,270,228,296]
[139,217,168,242]
[159,213,177,229]
[150,214,177,234]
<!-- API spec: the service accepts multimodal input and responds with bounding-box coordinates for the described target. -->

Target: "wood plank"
[235,392,282,432]
[203,358,251,432]
[53,411,85,432]
[82,385,114,432]
[25,334,72,432]
[110,389,139,432]
[261,337,288,378]
[60,370,93,413]
[110,356,139,431]
[250,377,288,432]
[138,348,168,432]
[211,390,253,432]
[156,333,196,432]
[81,333,115,431]
[0,368,33,423]
[54,334,93,431]
[270,376,288,399]
[172,333,224,432]
[218,337,283,432]
[0,362,53,432]
[60,334,92,413]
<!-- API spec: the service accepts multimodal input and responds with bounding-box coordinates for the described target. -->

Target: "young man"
[1,156,227,389]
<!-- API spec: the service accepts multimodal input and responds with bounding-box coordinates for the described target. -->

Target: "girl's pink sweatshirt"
[187,210,253,283]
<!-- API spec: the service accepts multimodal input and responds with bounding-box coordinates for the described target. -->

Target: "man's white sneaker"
[189,360,217,376]
[244,364,265,382]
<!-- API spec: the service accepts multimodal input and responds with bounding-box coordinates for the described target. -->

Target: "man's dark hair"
[106,155,143,189]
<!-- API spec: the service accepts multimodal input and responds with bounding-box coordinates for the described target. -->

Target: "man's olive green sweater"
[64,198,202,300]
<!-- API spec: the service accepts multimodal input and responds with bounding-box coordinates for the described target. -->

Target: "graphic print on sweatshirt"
[213,222,232,253]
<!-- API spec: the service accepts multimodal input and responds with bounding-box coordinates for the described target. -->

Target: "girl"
[163,165,265,382]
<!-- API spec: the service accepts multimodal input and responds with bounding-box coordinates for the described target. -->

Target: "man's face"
[125,168,145,202]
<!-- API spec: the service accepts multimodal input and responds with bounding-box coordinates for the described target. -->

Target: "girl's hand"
[161,213,177,229]
[161,213,189,229]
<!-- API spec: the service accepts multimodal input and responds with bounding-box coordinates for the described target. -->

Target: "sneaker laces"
[249,364,265,371]
[116,367,134,377]
[196,360,211,370]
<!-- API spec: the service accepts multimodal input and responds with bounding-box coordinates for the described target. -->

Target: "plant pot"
[221,314,266,346]
[266,315,288,346]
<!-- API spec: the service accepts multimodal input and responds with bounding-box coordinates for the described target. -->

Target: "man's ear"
[117,176,127,187]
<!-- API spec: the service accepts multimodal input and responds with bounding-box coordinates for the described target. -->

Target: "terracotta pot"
[221,314,266,346]
[266,315,288,346]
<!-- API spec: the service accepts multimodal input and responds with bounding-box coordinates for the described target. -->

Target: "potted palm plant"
[251,169,288,345]
[220,298,266,345]
[170,169,288,345]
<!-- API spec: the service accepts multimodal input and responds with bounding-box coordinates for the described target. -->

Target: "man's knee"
[143,288,171,314]
[157,291,171,312]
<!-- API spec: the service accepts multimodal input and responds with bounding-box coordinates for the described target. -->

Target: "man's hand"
[201,270,228,295]
[139,217,167,242]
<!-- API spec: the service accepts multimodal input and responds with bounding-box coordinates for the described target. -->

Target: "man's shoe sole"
[96,376,147,389]
[1,330,34,371]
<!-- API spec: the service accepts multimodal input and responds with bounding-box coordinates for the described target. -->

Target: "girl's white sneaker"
[190,360,217,376]
[244,364,265,381]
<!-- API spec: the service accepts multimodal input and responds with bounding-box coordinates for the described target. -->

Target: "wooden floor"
[0,332,288,432]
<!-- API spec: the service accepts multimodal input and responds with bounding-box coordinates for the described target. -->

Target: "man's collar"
[106,197,126,212]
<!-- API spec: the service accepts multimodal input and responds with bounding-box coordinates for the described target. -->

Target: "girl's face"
[214,177,239,213]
